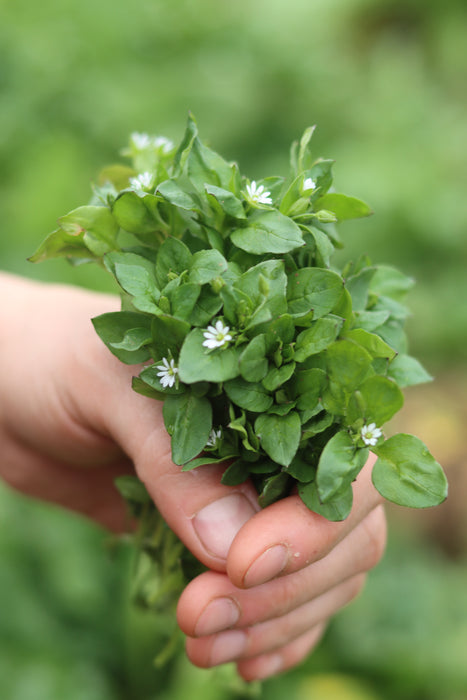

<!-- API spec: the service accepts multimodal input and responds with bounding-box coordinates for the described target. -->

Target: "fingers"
[185,574,364,672]
[226,453,383,588]
[237,623,327,681]
[177,504,386,636]
[178,505,386,680]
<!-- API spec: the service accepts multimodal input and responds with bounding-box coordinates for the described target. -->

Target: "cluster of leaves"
[31,115,447,521]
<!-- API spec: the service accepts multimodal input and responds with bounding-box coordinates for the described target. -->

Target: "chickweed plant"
[31,115,447,663]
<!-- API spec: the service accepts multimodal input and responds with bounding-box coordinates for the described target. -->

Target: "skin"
[0,272,387,681]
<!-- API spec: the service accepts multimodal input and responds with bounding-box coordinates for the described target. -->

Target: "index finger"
[227,453,383,588]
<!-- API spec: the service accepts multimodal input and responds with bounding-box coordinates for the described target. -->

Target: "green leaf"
[251,315,295,352]
[189,286,223,326]
[301,411,334,439]
[104,251,157,280]
[370,265,414,301]
[165,393,212,466]
[187,131,233,191]
[325,339,373,392]
[113,262,159,300]
[155,237,192,287]
[112,191,160,235]
[316,431,368,503]
[235,259,288,326]
[308,227,335,267]
[173,113,198,176]
[347,375,404,426]
[220,460,251,485]
[258,472,291,508]
[231,210,304,255]
[59,205,119,256]
[388,354,433,388]
[298,480,354,521]
[170,283,200,321]
[138,364,185,396]
[157,178,200,212]
[92,311,152,364]
[131,376,166,400]
[205,184,246,220]
[182,455,237,472]
[262,362,296,392]
[255,412,301,466]
[344,328,397,361]
[110,326,152,351]
[294,317,342,362]
[345,267,377,312]
[372,434,448,508]
[314,193,372,221]
[284,454,315,483]
[268,401,297,416]
[224,377,273,413]
[354,309,390,332]
[287,268,343,319]
[292,368,326,412]
[297,125,316,172]
[239,335,269,382]
[29,228,98,263]
[188,249,228,285]
[151,315,190,358]
[306,159,334,194]
[178,328,241,383]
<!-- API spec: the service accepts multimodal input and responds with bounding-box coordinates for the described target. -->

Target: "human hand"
[0,273,386,680]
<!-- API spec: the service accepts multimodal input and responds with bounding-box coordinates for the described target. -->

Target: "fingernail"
[193,493,257,560]
[210,630,247,665]
[195,597,240,636]
[244,544,289,587]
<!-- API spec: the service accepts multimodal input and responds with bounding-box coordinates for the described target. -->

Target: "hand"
[178,459,386,680]
[0,273,386,680]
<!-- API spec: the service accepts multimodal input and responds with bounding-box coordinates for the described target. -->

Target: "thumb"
[83,342,260,572]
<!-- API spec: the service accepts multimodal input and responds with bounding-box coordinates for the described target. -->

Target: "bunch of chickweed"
[31,115,447,660]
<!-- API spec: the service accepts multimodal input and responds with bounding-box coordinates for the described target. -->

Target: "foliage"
[1,0,465,696]
[31,115,447,519]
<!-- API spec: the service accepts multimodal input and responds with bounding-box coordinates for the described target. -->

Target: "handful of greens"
[31,115,447,658]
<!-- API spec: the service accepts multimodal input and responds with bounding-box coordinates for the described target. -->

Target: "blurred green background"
[1,0,466,698]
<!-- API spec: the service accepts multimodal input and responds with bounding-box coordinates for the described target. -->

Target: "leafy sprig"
[31,114,447,521]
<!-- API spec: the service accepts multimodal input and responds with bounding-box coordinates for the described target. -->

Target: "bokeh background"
[1,0,466,698]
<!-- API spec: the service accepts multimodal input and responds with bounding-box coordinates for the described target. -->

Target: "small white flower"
[156,357,178,388]
[246,181,273,205]
[130,132,152,150]
[152,136,174,153]
[129,171,154,191]
[361,423,383,447]
[206,428,222,448]
[302,177,316,193]
[202,320,233,349]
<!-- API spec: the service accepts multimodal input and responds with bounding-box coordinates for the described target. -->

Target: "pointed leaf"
[255,412,301,467]
[314,193,372,221]
[316,431,368,503]
[287,268,343,319]
[168,393,212,465]
[372,434,448,508]
[178,328,241,383]
[231,210,304,255]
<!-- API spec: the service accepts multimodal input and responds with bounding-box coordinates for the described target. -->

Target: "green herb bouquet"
[31,115,447,662]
